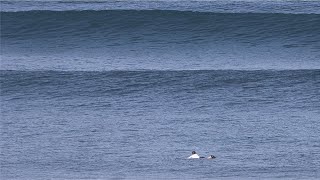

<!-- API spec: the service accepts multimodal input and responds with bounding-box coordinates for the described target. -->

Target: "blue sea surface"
[1,0,320,179]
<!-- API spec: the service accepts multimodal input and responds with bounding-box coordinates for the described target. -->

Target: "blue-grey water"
[1,0,320,179]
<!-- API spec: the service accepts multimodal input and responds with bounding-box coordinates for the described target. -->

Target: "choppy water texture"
[1,0,320,179]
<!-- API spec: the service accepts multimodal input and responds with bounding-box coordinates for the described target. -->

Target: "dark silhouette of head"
[192,151,196,154]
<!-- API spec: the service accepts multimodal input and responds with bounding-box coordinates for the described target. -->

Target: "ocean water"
[1,0,320,179]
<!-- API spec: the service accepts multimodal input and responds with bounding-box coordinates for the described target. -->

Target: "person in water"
[188,151,200,159]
